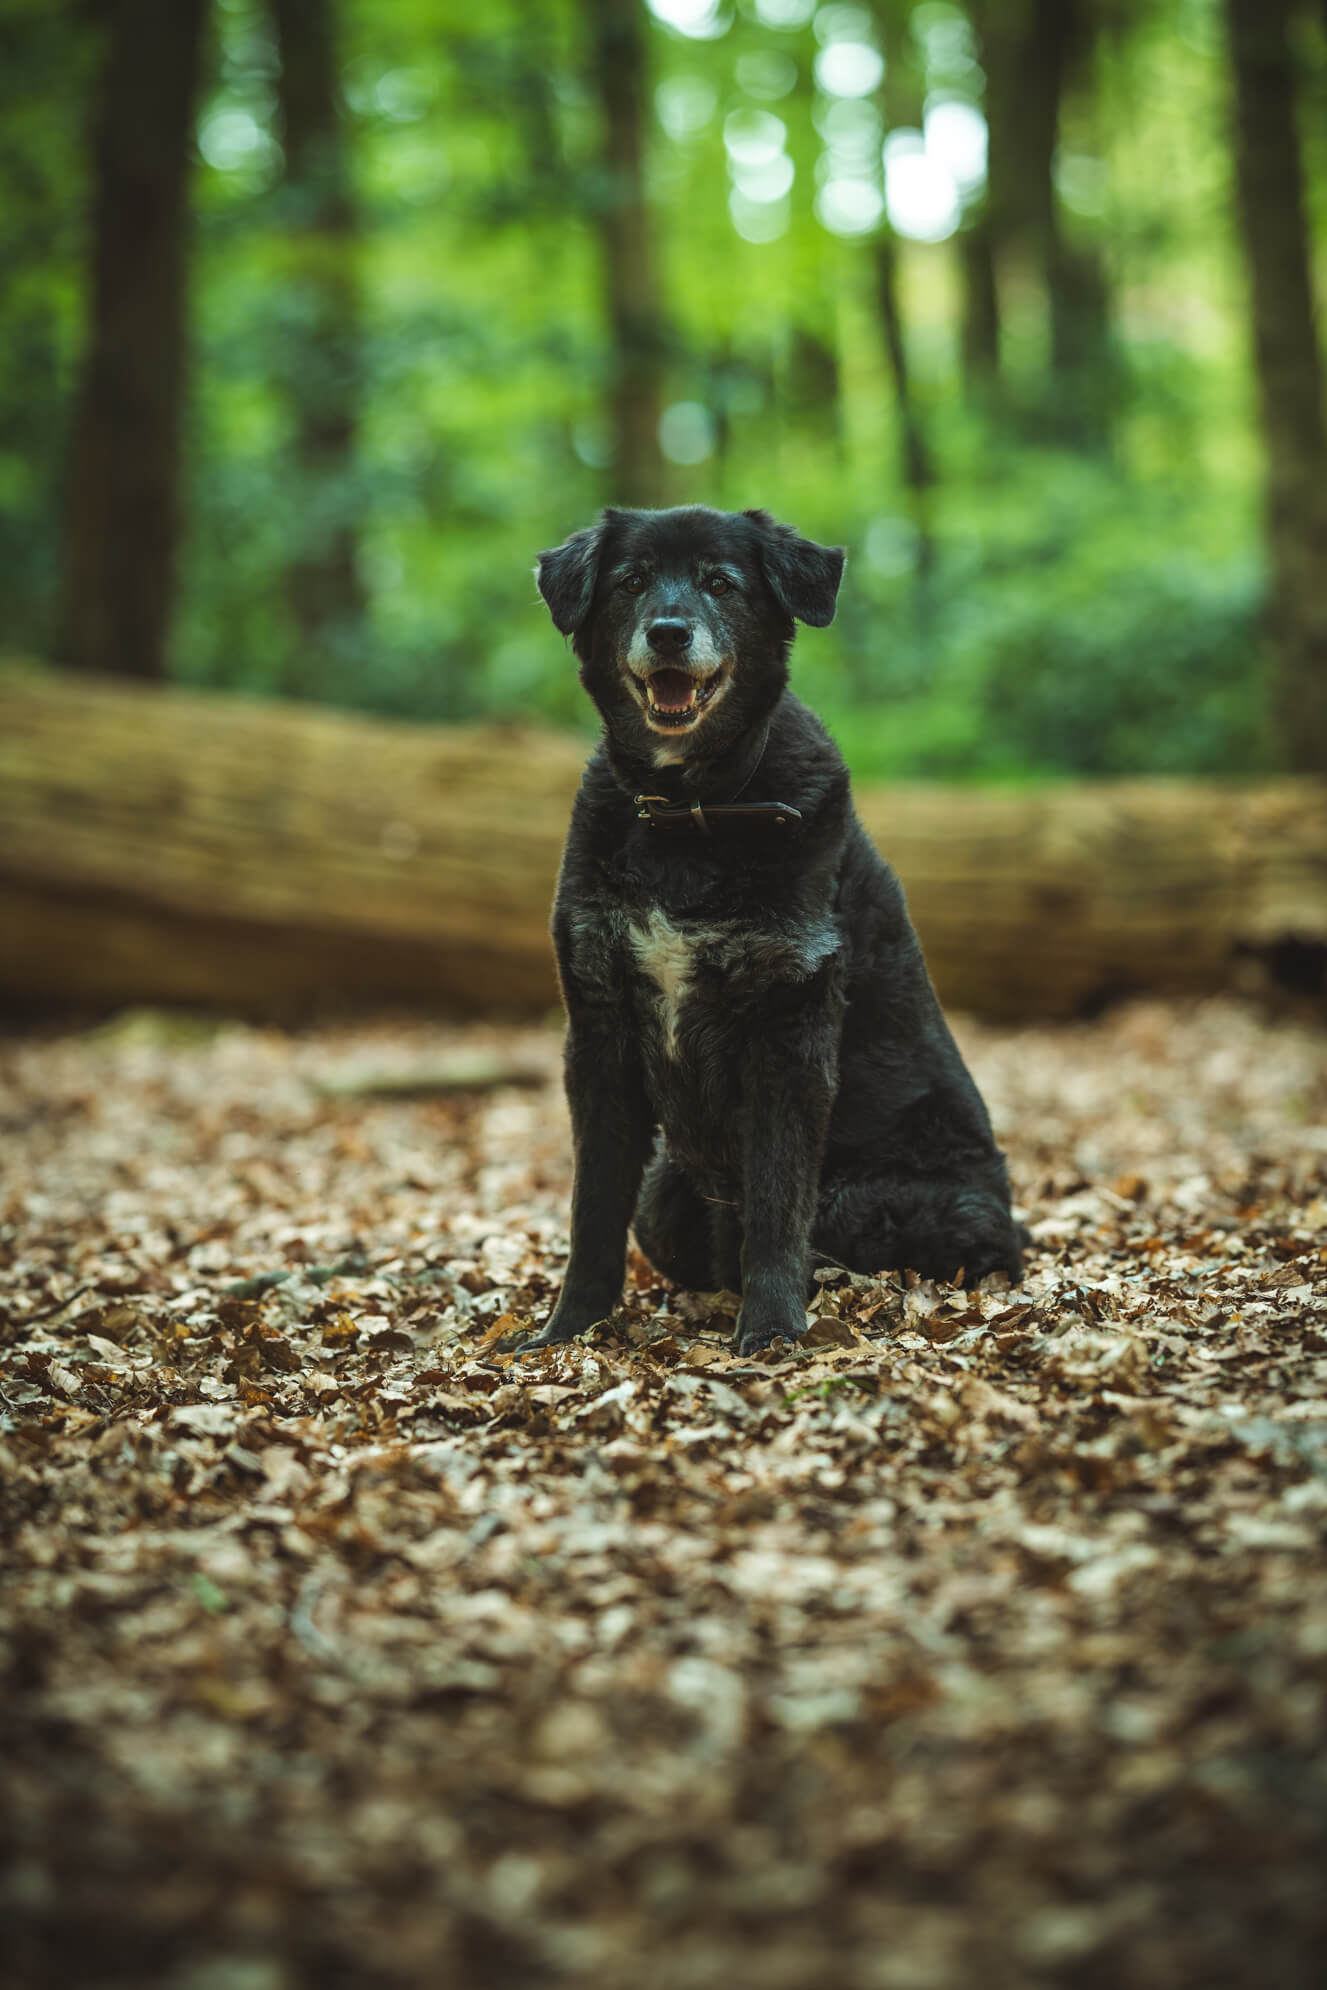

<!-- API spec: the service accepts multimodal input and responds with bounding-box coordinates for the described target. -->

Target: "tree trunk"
[2,667,1323,1021]
[0,8,83,654]
[584,0,667,507]
[62,0,207,680]
[1037,1,1110,393]
[979,0,1112,440]
[958,218,1000,397]
[958,0,1010,396]
[269,0,366,694]
[1225,0,1327,774]
[980,0,1050,306]
[871,1,933,565]
[872,238,933,575]
[784,325,841,436]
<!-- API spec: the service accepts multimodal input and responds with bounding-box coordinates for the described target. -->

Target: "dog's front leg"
[521,1008,654,1351]
[734,979,841,1357]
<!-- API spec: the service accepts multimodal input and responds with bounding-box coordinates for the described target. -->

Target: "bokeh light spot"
[751,0,816,28]
[884,141,961,242]
[198,106,277,173]
[815,95,881,180]
[912,1,979,87]
[729,190,791,243]
[658,402,717,464]
[735,50,798,101]
[1056,151,1108,217]
[723,108,787,167]
[373,68,434,123]
[647,0,728,39]
[815,177,884,236]
[731,153,795,202]
[923,98,987,198]
[572,422,613,470]
[814,42,885,99]
[655,75,718,140]
[863,513,923,576]
[814,5,874,44]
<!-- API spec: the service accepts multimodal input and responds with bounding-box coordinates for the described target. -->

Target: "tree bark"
[871,1,933,563]
[0,7,82,653]
[980,0,1049,310]
[1225,0,1327,774]
[943,0,1000,393]
[958,217,1000,396]
[584,0,667,507]
[978,0,1112,439]
[62,0,207,680]
[1037,0,1109,390]
[270,0,366,693]
[784,326,841,437]
[2,668,1323,1020]
[872,238,933,574]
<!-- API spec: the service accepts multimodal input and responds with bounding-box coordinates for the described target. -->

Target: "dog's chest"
[626,908,723,1054]
[621,905,837,1058]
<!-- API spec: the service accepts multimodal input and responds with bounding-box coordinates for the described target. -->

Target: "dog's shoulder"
[770,688,841,764]
[554,740,677,995]
[557,742,633,870]
[774,700,929,978]
[766,694,850,820]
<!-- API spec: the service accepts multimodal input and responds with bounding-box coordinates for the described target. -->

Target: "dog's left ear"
[745,509,845,628]
[535,522,603,637]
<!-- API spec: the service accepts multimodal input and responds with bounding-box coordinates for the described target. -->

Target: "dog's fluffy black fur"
[527,504,1023,1357]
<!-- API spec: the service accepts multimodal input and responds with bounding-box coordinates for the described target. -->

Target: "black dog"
[525,505,1023,1357]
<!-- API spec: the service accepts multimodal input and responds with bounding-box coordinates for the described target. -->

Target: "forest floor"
[2,997,1326,1990]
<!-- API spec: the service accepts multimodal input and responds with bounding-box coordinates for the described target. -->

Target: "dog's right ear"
[535,522,603,638]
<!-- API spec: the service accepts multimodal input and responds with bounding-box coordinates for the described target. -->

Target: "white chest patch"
[624,909,839,1058]
[627,909,706,1055]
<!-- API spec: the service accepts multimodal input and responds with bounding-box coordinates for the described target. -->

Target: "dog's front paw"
[732,1300,807,1358]
[513,1305,606,1355]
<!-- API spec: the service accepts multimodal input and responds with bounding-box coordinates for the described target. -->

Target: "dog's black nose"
[646,618,693,654]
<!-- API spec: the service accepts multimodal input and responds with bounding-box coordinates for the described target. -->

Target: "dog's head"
[535,506,844,760]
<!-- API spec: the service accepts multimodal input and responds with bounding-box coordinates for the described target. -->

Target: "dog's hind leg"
[633,1150,732,1293]
[816,1174,1024,1287]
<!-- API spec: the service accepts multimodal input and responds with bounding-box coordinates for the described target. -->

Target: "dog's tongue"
[649,668,695,711]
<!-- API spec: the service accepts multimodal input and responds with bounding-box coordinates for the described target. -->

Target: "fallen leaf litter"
[1,997,1325,1987]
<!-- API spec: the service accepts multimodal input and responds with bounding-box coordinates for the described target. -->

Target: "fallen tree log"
[1,664,1324,1020]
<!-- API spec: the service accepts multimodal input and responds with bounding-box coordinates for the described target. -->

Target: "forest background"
[3,0,1326,785]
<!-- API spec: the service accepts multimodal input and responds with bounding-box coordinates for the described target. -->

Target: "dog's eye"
[621,573,646,595]
[706,574,731,596]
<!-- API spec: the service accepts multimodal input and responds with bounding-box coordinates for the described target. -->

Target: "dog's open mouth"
[636,666,724,730]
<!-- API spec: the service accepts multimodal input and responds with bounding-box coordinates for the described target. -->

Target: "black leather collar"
[634,793,802,833]
[632,721,802,834]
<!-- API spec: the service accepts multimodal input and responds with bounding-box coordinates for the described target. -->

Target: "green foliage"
[0,1,91,649]
[974,553,1268,778]
[4,0,1322,777]
[799,461,1271,783]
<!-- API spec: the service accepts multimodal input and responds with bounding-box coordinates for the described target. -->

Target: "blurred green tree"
[869,0,934,566]
[978,0,1114,443]
[586,0,668,506]
[1225,0,1327,772]
[0,0,1319,780]
[0,3,86,653]
[269,0,367,692]
[63,0,208,678]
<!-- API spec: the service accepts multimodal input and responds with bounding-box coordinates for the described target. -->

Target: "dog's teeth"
[645,667,705,716]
